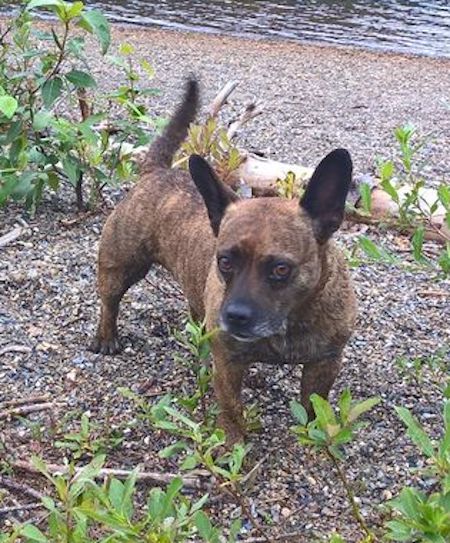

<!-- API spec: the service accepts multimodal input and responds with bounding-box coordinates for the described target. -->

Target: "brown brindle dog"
[91,78,357,443]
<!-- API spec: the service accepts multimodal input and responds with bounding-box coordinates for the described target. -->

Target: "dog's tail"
[142,77,199,170]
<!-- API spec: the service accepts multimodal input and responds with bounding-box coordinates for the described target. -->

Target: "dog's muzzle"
[219,299,286,343]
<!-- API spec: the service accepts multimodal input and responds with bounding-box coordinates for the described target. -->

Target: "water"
[4,1,450,57]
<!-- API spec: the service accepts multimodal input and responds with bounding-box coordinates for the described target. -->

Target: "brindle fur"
[91,78,357,444]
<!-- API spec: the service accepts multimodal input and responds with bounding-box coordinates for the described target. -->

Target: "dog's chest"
[233,322,340,366]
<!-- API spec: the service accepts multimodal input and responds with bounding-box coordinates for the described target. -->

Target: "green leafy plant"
[176,117,244,182]
[54,412,124,460]
[385,401,450,541]
[375,124,450,274]
[276,170,301,199]
[0,0,158,211]
[0,455,231,543]
[291,390,381,542]
[395,348,449,392]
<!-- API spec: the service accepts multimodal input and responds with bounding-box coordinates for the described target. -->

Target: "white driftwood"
[227,102,264,140]
[0,226,23,248]
[208,80,239,118]
[229,152,313,195]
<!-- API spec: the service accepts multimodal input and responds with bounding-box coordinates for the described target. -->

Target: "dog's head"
[189,149,352,343]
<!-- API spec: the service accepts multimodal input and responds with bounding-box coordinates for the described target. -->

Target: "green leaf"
[47,171,59,191]
[26,0,63,11]
[0,96,18,119]
[180,454,198,471]
[66,1,84,19]
[195,510,213,538]
[158,441,189,458]
[140,59,155,78]
[32,110,53,131]
[358,236,398,264]
[359,182,372,213]
[395,406,435,457]
[41,77,63,109]
[62,155,81,185]
[19,525,49,542]
[79,10,111,55]
[290,400,308,425]
[438,185,450,209]
[338,389,352,423]
[310,394,337,429]
[119,42,134,55]
[411,226,425,263]
[108,478,124,511]
[444,382,450,399]
[347,397,380,423]
[65,70,97,88]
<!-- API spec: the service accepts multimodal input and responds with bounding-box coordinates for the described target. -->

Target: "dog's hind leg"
[90,260,150,355]
[300,357,342,420]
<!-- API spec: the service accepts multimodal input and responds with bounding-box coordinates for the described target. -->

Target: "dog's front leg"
[300,357,342,420]
[213,349,248,445]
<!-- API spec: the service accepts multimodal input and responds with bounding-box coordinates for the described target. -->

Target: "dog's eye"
[270,263,291,281]
[218,256,233,274]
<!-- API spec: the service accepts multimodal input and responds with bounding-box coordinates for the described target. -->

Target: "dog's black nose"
[224,301,253,328]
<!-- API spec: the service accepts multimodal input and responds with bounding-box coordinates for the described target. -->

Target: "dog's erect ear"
[300,148,352,243]
[189,154,239,236]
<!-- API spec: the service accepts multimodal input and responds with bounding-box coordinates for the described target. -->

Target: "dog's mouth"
[219,315,286,343]
[230,333,260,343]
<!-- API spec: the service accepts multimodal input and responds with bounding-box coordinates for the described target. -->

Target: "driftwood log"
[123,80,448,244]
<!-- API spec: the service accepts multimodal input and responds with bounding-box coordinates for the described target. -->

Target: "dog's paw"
[89,336,122,355]
[218,416,246,448]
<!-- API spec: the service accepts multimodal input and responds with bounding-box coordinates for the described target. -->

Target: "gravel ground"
[1,24,450,541]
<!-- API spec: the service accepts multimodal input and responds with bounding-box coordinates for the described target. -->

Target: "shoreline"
[2,15,450,176]
[2,8,450,60]
[108,19,450,63]
[105,23,450,177]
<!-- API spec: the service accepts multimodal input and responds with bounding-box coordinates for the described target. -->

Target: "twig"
[242,532,307,543]
[0,503,43,515]
[10,459,207,489]
[0,394,48,409]
[0,476,45,501]
[208,80,239,118]
[241,454,268,485]
[326,449,377,542]
[227,102,265,140]
[0,344,32,357]
[345,209,447,244]
[0,403,57,420]
[0,227,23,248]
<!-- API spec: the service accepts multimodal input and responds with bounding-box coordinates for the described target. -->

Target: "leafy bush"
[293,387,450,543]
[176,117,244,183]
[0,0,158,211]
[357,125,450,275]
[0,455,229,543]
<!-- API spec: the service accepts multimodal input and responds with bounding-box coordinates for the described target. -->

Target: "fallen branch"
[228,152,313,196]
[0,503,43,515]
[227,102,264,140]
[0,226,23,248]
[242,531,306,542]
[0,402,57,420]
[208,80,239,118]
[0,476,45,501]
[345,209,447,244]
[10,459,208,489]
[0,395,49,410]
[0,344,32,357]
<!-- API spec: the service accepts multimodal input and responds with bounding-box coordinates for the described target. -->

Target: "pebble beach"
[1,22,450,540]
